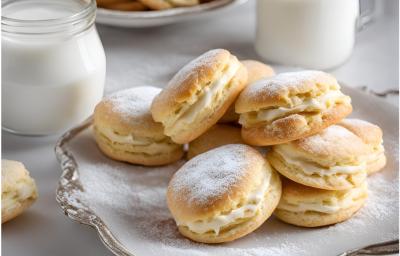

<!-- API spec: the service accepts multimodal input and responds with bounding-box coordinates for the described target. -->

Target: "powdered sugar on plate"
[59,84,398,256]
[67,132,309,256]
[65,120,398,256]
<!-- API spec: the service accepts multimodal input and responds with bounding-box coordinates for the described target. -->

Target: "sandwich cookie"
[167,144,282,243]
[187,124,244,159]
[267,124,370,190]
[275,178,368,227]
[151,49,247,144]
[338,119,386,175]
[93,86,184,166]
[219,59,275,123]
[236,70,352,145]
[2,160,38,223]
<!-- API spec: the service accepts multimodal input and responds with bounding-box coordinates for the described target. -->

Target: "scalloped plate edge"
[54,85,398,256]
[55,117,133,256]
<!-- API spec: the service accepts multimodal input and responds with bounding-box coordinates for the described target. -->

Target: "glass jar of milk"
[2,0,106,135]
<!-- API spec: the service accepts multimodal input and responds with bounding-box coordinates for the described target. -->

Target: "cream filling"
[274,146,365,176]
[98,127,177,155]
[178,168,271,235]
[278,184,366,214]
[165,60,240,134]
[100,127,155,145]
[239,90,351,126]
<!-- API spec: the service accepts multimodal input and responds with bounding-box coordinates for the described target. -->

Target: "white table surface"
[2,1,398,255]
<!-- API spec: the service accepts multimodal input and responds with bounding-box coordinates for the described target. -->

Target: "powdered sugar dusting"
[294,125,367,157]
[170,144,252,206]
[322,172,398,241]
[245,70,329,98]
[167,49,226,90]
[105,86,161,121]
[267,70,326,86]
[64,121,397,256]
[299,125,358,145]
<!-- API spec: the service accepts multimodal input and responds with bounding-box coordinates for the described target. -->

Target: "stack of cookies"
[96,0,210,11]
[92,48,386,243]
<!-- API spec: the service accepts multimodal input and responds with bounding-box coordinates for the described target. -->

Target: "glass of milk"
[255,0,373,70]
[2,0,106,135]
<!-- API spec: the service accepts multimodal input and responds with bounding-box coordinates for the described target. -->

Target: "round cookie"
[275,178,367,227]
[2,160,38,223]
[93,86,184,166]
[187,124,244,159]
[236,70,352,145]
[167,144,282,243]
[138,0,198,10]
[219,59,275,123]
[99,0,148,11]
[267,124,369,190]
[151,49,248,144]
[338,119,386,175]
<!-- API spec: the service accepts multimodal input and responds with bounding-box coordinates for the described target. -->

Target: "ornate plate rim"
[55,117,133,256]
[54,85,398,256]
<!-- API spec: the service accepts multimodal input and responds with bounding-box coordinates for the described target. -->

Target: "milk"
[255,0,359,69]
[2,1,106,135]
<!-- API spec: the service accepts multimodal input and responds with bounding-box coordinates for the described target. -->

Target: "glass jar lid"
[2,0,96,37]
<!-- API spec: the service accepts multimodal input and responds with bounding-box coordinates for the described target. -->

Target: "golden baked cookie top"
[236,70,343,113]
[151,49,240,121]
[275,124,371,167]
[94,86,165,139]
[338,118,383,146]
[167,144,269,221]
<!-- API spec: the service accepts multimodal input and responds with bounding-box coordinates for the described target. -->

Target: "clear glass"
[2,0,106,135]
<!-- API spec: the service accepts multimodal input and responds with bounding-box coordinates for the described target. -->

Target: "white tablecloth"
[2,1,398,255]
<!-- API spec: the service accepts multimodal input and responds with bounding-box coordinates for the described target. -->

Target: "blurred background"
[97,0,398,104]
[2,0,398,255]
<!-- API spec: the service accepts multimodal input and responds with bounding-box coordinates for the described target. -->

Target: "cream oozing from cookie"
[99,127,159,145]
[178,167,271,235]
[239,90,351,127]
[274,145,366,176]
[278,183,367,214]
[96,127,178,155]
[164,60,241,135]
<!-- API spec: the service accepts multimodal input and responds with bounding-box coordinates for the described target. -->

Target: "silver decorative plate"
[96,0,247,27]
[55,85,398,256]
[55,118,132,256]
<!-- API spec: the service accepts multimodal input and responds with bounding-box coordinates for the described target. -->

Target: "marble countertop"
[2,1,398,256]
